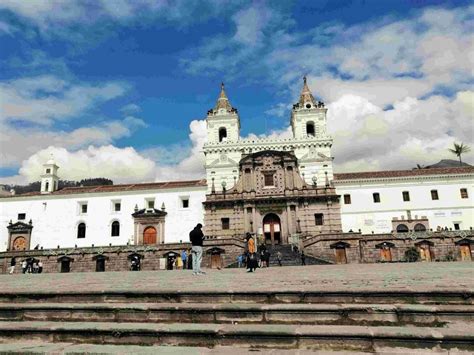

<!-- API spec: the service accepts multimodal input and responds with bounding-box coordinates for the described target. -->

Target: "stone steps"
[0,290,471,305]
[0,321,473,351]
[1,302,472,326]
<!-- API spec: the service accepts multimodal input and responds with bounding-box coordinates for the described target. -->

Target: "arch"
[111,221,120,237]
[12,236,27,251]
[218,127,227,142]
[396,224,409,233]
[77,223,86,238]
[143,226,157,245]
[414,223,426,232]
[262,213,281,245]
[45,181,49,191]
[306,121,315,137]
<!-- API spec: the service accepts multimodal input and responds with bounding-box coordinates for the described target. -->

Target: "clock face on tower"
[12,236,27,251]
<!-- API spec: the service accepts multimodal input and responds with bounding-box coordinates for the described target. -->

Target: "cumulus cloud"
[0,117,147,168]
[12,145,156,184]
[0,75,127,125]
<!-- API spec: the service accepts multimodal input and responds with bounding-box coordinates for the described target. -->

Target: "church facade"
[0,78,473,271]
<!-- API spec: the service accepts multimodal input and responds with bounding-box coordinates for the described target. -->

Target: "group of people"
[166,250,193,270]
[9,257,43,274]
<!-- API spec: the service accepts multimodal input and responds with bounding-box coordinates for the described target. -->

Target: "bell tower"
[291,76,328,140]
[40,156,59,194]
[206,83,240,144]
[203,83,242,193]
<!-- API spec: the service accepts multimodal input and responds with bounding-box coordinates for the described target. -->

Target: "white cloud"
[120,103,141,115]
[15,145,156,184]
[0,117,146,168]
[0,75,128,125]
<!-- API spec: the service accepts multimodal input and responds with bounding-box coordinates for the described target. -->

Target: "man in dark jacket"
[189,223,205,275]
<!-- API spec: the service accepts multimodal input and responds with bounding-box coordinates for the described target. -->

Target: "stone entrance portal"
[263,213,281,245]
[132,208,167,245]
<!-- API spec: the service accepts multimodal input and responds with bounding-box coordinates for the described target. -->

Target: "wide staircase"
[0,287,473,353]
[267,244,331,266]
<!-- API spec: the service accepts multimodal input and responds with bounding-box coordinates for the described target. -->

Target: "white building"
[0,79,473,252]
[334,168,474,234]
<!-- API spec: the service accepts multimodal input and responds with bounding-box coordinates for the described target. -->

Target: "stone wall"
[0,237,246,274]
[303,230,474,264]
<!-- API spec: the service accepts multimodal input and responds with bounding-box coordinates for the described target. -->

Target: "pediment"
[132,208,167,218]
[299,150,331,163]
[7,221,33,232]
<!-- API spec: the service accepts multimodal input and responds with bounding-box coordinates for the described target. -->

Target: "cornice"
[334,173,474,185]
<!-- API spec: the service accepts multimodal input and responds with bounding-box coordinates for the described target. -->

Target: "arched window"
[111,221,120,237]
[396,224,409,233]
[218,127,227,142]
[77,223,86,238]
[45,182,49,191]
[414,223,426,232]
[306,122,315,137]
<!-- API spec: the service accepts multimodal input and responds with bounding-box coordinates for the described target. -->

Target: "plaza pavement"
[1,262,472,293]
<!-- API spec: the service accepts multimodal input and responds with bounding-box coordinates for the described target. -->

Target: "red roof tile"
[0,179,207,198]
[334,167,474,181]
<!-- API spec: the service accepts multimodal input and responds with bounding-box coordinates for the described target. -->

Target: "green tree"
[448,142,471,166]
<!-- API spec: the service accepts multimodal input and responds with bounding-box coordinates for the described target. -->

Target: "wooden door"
[96,258,105,272]
[143,227,157,245]
[460,245,472,261]
[263,214,281,245]
[419,246,431,262]
[61,260,70,273]
[335,248,347,264]
[12,237,27,251]
[211,254,222,269]
[380,248,392,262]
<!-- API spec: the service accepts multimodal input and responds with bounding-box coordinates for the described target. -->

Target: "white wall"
[0,186,207,252]
[335,176,474,234]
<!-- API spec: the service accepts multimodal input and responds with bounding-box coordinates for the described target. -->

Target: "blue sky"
[0,0,472,184]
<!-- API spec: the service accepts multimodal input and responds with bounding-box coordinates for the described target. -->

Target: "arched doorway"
[143,226,157,245]
[12,236,27,251]
[263,213,281,245]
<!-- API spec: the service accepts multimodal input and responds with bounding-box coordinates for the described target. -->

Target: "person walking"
[21,260,27,274]
[181,250,187,270]
[264,249,271,268]
[190,223,205,275]
[9,257,16,274]
[246,233,257,273]
[301,251,306,266]
[277,251,282,267]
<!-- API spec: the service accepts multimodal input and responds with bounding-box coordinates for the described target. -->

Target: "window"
[46,168,51,174]
[344,194,351,204]
[146,199,155,209]
[81,203,88,214]
[306,122,315,136]
[396,224,409,233]
[114,202,121,212]
[414,223,426,232]
[218,127,227,142]
[402,191,410,202]
[264,173,274,187]
[454,223,460,230]
[315,213,324,226]
[221,218,230,230]
[77,223,86,238]
[460,188,468,199]
[17,213,26,220]
[373,193,381,203]
[181,197,189,208]
[431,190,439,200]
[111,221,120,237]
[45,182,49,191]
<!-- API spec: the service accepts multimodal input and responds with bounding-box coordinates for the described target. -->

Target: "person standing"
[190,223,205,275]
[38,260,43,274]
[237,254,243,268]
[277,251,282,267]
[301,251,306,266]
[246,233,257,273]
[9,257,16,274]
[181,250,187,270]
[21,260,27,274]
